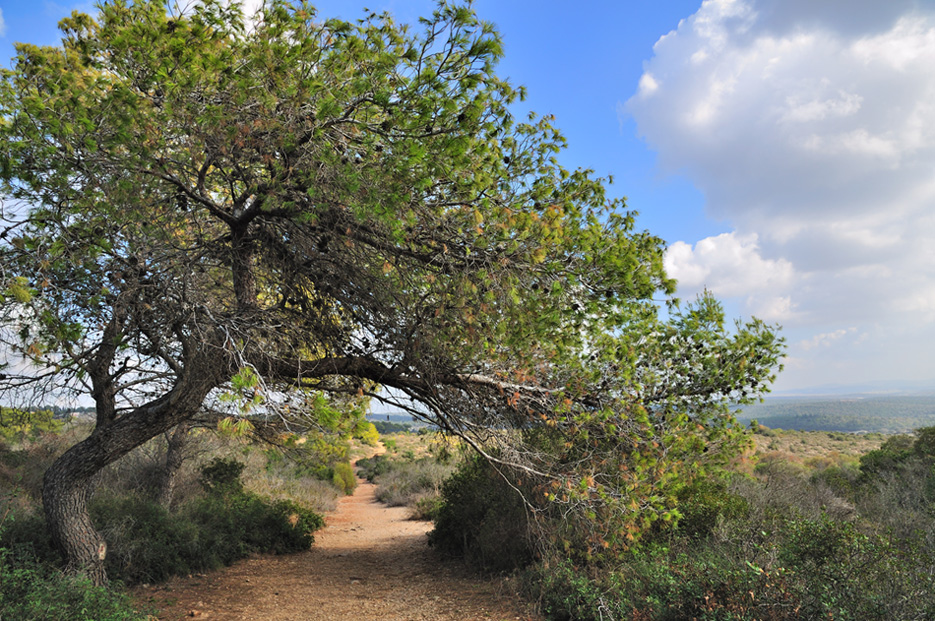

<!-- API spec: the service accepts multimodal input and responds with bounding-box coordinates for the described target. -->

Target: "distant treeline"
[0,405,95,418]
[738,395,935,433]
[371,420,413,434]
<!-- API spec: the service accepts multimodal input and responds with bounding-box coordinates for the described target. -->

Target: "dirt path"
[135,473,541,620]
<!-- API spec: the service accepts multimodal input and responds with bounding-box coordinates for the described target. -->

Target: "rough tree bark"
[42,351,224,585]
[157,420,192,510]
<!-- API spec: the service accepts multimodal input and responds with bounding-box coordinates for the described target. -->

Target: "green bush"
[672,477,749,540]
[199,457,246,496]
[91,493,202,584]
[0,548,146,620]
[193,459,324,559]
[0,408,65,444]
[86,459,325,585]
[354,422,380,446]
[523,511,935,621]
[331,461,357,495]
[776,515,902,620]
[429,456,533,573]
[0,509,57,564]
[356,453,392,482]
[412,495,444,521]
[523,559,610,621]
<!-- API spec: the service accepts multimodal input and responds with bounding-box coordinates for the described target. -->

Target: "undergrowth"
[431,429,935,620]
[0,547,147,621]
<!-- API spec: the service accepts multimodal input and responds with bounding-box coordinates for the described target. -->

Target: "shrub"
[87,459,325,585]
[672,477,748,540]
[354,422,380,447]
[0,508,57,564]
[411,494,444,521]
[523,559,611,621]
[331,461,357,495]
[859,434,914,477]
[91,493,202,584]
[199,457,246,496]
[374,457,455,508]
[356,453,391,482]
[0,548,147,621]
[429,456,534,573]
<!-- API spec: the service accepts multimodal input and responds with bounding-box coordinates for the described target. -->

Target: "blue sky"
[2,0,935,395]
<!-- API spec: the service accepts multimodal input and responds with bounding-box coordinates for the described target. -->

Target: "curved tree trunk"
[43,443,109,584]
[43,353,224,586]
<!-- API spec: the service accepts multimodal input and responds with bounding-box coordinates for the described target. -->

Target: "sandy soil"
[134,473,541,620]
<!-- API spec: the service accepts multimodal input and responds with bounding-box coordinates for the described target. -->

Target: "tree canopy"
[0,0,783,582]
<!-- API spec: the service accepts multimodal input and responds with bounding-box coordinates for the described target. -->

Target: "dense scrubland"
[423,422,935,620]
[6,408,935,620]
[0,410,375,620]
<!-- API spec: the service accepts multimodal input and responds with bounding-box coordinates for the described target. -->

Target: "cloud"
[799,327,857,351]
[665,232,796,321]
[0,9,5,38]
[626,0,935,390]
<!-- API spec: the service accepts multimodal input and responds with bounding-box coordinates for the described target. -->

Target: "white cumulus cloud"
[626,0,935,391]
[665,232,797,321]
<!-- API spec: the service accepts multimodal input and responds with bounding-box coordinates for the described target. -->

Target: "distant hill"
[772,380,935,398]
[736,395,935,433]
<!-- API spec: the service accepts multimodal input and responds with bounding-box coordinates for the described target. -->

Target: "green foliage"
[199,457,246,496]
[526,514,931,621]
[371,421,411,435]
[89,485,323,585]
[75,456,325,585]
[671,477,748,541]
[913,425,935,457]
[354,422,380,447]
[412,495,445,521]
[0,408,65,443]
[429,456,534,573]
[356,453,392,482]
[331,461,357,495]
[776,515,895,620]
[0,548,146,621]
[0,510,57,564]
[858,429,934,478]
[1,428,336,586]
[91,493,203,584]
[809,463,860,500]
[271,430,353,484]
[520,433,935,621]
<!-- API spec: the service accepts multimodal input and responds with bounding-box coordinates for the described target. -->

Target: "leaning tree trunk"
[43,439,111,585]
[43,355,222,585]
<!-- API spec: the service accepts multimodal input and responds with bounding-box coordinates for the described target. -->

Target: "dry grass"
[751,428,885,462]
